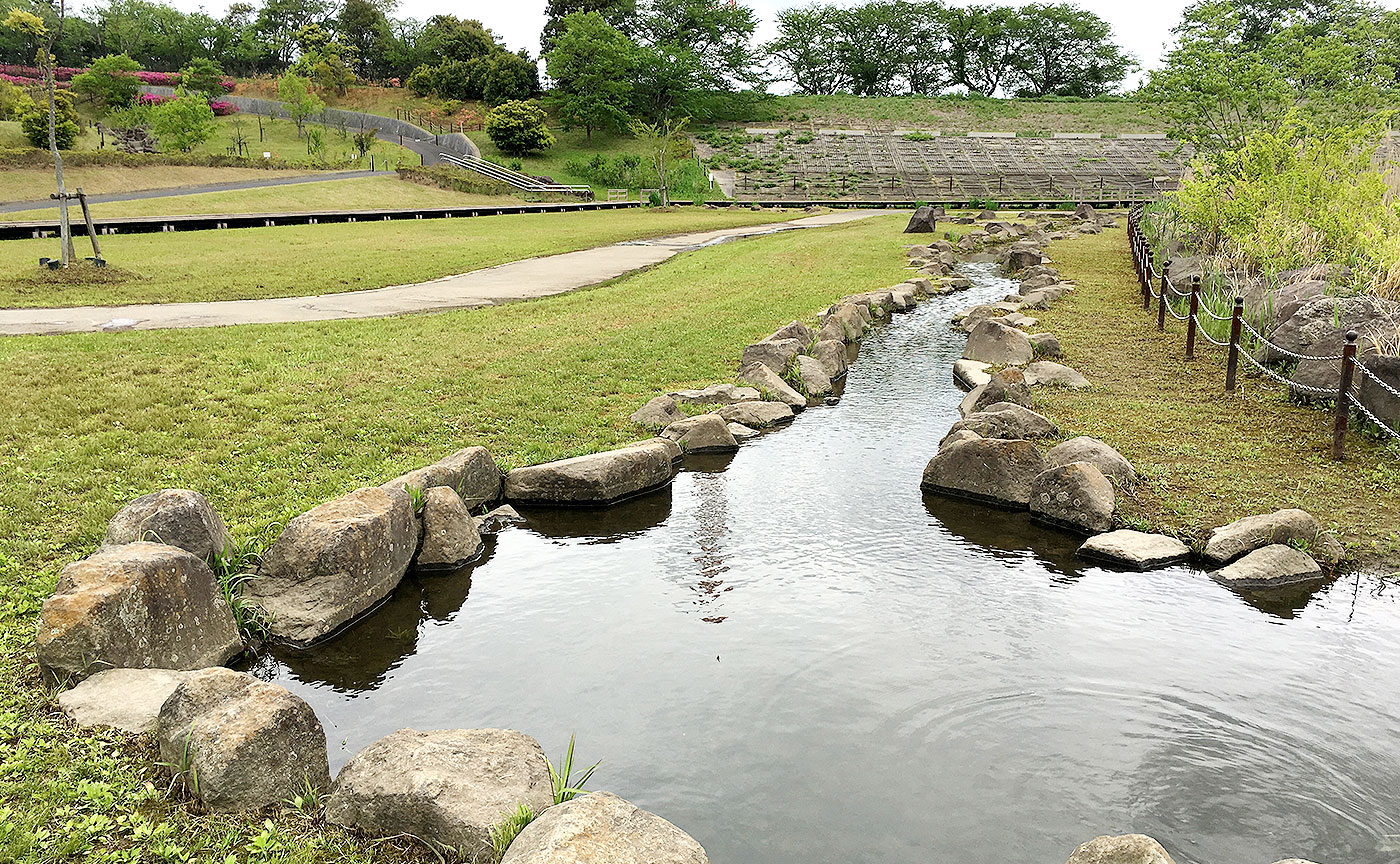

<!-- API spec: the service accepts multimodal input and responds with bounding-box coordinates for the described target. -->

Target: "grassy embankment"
[0,174,523,221]
[0,165,323,203]
[0,207,797,308]
[0,213,910,864]
[1031,230,1400,570]
[769,94,1163,134]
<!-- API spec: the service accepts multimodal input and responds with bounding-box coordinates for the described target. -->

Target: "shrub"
[0,80,30,120]
[208,100,237,116]
[71,54,143,108]
[485,100,553,156]
[20,91,80,149]
[150,92,217,153]
[178,57,225,99]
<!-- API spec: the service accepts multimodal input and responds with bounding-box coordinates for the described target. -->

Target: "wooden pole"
[76,188,102,263]
[1226,298,1244,392]
[1332,331,1360,461]
[1185,276,1200,360]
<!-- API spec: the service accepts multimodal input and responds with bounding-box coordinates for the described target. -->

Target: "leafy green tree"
[178,56,224,99]
[630,114,691,205]
[944,5,1031,95]
[834,1,920,97]
[546,12,637,138]
[20,88,78,149]
[337,0,392,78]
[630,0,763,120]
[420,15,498,63]
[71,52,142,108]
[485,99,554,156]
[255,0,332,67]
[541,0,637,53]
[150,90,216,152]
[481,50,539,104]
[766,5,848,95]
[277,72,324,136]
[1009,4,1135,97]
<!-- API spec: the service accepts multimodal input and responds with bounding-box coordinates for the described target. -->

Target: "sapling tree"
[630,115,692,206]
[277,72,324,137]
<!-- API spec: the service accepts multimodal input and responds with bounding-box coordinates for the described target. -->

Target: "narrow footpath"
[0,210,882,336]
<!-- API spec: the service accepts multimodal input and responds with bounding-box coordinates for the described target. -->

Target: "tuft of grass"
[488,803,535,862]
[547,734,599,806]
[1030,230,1400,570]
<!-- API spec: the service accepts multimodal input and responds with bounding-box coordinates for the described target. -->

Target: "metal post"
[1226,297,1244,392]
[1157,273,1167,331]
[1332,331,1360,461]
[1185,276,1200,360]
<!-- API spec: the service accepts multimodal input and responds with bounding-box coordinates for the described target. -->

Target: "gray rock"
[815,319,846,343]
[1030,462,1116,534]
[1078,530,1190,570]
[1004,244,1046,271]
[1073,203,1097,222]
[888,285,917,311]
[767,320,814,346]
[1045,437,1137,486]
[1166,257,1202,286]
[58,668,194,734]
[945,403,1059,442]
[739,338,802,375]
[737,363,807,409]
[1077,223,1102,235]
[326,728,553,861]
[37,542,243,683]
[501,791,708,864]
[1029,333,1063,358]
[964,319,1035,365]
[727,422,760,440]
[475,504,526,535]
[823,304,867,342]
[1022,264,1060,280]
[1024,361,1090,389]
[809,339,849,380]
[1065,834,1176,864]
[716,401,794,428]
[953,359,993,390]
[1213,544,1324,588]
[381,447,502,510]
[1359,354,1400,430]
[1264,296,1384,365]
[959,369,1032,417]
[1019,274,1058,294]
[939,429,982,450]
[905,206,939,233]
[157,668,330,813]
[668,384,761,406]
[1202,508,1324,566]
[416,487,483,572]
[944,275,973,291]
[247,487,417,645]
[103,489,231,561]
[1019,289,1061,311]
[922,437,1045,508]
[630,396,685,429]
[505,440,679,507]
[661,415,740,454]
[796,355,833,397]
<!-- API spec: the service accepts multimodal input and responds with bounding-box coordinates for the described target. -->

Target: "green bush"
[71,54,143,108]
[150,92,217,153]
[485,100,553,156]
[178,57,225,99]
[0,81,32,121]
[563,151,711,198]
[19,91,80,150]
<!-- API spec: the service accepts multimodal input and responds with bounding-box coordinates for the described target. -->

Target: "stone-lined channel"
[249,261,1400,864]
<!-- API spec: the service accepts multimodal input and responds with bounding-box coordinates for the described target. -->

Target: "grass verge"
[0,212,908,863]
[0,165,335,204]
[0,207,798,308]
[1031,230,1400,570]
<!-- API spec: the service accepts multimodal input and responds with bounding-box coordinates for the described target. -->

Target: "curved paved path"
[0,170,384,214]
[0,210,883,336]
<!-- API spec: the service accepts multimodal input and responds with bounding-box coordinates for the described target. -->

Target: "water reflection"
[519,488,674,542]
[922,492,1087,583]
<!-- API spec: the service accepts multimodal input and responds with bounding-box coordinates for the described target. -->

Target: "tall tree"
[834,1,917,96]
[765,5,847,95]
[255,0,331,68]
[944,5,1031,95]
[631,0,763,119]
[541,0,635,54]
[1009,4,1135,97]
[546,11,636,137]
[337,0,392,78]
[419,15,498,63]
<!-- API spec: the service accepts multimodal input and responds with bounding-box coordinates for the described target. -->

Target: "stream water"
[253,262,1400,864]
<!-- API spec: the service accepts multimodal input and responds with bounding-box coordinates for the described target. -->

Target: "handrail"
[439,152,592,197]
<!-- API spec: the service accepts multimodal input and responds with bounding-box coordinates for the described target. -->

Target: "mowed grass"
[1031,231,1400,569]
[0,214,908,863]
[769,94,1164,134]
[1,174,522,221]
[0,165,325,204]
[188,114,419,167]
[0,207,799,308]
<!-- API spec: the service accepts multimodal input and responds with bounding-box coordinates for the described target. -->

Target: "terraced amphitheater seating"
[705,131,1187,202]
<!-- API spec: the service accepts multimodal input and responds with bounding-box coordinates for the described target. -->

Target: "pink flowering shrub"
[209,99,237,115]
[137,92,172,105]
[0,65,81,81]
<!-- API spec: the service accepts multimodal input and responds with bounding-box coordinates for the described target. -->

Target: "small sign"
[263,152,271,159]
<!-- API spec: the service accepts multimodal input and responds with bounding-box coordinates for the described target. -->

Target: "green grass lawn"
[0,165,326,204]
[768,95,1164,134]
[0,213,911,864]
[1032,231,1400,569]
[0,207,798,308]
[1,174,523,221]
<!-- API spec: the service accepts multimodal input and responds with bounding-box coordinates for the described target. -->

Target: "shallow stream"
[254,262,1400,864]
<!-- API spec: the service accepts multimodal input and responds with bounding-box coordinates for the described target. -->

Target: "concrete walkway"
[0,210,884,336]
[0,170,385,214]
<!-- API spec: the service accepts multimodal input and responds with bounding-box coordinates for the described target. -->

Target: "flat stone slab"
[58,668,195,734]
[953,359,993,391]
[1212,544,1323,588]
[1078,530,1190,570]
[505,440,680,506]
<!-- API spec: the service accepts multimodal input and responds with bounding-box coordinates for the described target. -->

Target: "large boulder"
[823,304,867,342]
[156,668,330,813]
[1073,203,1097,222]
[716,401,795,428]
[921,437,1045,508]
[739,338,801,375]
[381,447,502,510]
[661,415,740,454]
[1004,243,1046,272]
[1264,296,1383,365]
[1019,274,1058,294]
[1078,530,1191,570]
[103,489,231,561]
[953,359,993,390]
[247,487,417,645]
[505,440,679,507]
[58,668,194,734]
[1202,509,1327,566]
[1030,462,1116,534]
[1065,834,1175,864]
[630,396,685,429]
[416,487,484,572]
[668,384,761,406]
[964,319,1035,365]
[767,320,814,346]
[944,403,1059,442]
[795,355,833,397]
[1024,361,1090,389]
[737,363,807,409]
[1045,437,1136,486]
[1359,354,1400,431]
[37,542,243,683]
[326,728,553,861]
[1212,544,1324,588]
[905,206,939,233]
[501,791,708,864]
[809,339,849,379]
